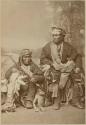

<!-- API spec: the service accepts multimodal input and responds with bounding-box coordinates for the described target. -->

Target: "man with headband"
[40,26,83,110]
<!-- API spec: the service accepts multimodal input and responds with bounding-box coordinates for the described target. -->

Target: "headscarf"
[18,49,32,66]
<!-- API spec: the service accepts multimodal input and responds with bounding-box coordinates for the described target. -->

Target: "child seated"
[33,84,45,112]
[40,64,60,107]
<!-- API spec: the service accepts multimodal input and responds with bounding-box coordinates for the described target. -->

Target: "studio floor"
[1,104,85,124]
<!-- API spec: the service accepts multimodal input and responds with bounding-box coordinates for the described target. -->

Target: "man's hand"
[61,60,75,72]
[30,77,36,83]
[17,75,27,85]
[41,64,50,72]
[53,62,62,70]
[36,83,40,87]
[74,67,80,73]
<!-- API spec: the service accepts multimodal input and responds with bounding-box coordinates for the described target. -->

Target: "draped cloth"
[21,65,33,78]
[50,42,75,89]
[45,42,75,99]
[1,70,29,111]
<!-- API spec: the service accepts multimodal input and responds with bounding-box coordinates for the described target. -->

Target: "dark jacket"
[40,42,82,69]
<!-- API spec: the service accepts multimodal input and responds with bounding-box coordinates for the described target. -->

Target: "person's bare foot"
[53,104,60,110]
[40,107,45,112]
[74,103,84,109]
[24,101,33,109]
[34,107,39,112]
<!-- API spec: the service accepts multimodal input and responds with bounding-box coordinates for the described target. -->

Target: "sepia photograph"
[1,0,85,124]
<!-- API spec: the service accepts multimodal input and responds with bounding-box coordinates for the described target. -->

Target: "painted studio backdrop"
[1,0,85,78]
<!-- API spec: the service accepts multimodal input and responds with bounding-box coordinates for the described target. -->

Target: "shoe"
[24,101,33,109]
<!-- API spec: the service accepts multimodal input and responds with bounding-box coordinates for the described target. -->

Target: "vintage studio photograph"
[1,0,85,124]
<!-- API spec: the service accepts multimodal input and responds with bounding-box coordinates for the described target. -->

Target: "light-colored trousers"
[45,61,75,98]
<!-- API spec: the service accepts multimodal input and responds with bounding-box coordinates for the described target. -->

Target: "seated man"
[2,49,44,112]
[40,26,84,110]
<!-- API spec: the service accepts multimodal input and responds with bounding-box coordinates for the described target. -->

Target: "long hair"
[18,49,32,66]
